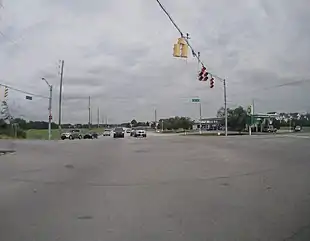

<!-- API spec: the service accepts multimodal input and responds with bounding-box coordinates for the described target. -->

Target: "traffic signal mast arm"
[155,0,228,135]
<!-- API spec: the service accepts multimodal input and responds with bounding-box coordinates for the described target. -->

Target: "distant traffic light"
[4,87,8,100]
[203,72,209,81]
[198,66,206,81]
[210,77,214,88]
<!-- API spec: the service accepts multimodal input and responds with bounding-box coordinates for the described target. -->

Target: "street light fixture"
[42,78,53,140]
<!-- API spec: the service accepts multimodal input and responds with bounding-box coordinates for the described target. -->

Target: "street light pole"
[199,101,202,134]
[58,60,64,135]
[42,78,53,140]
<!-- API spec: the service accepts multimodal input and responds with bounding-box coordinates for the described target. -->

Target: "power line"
[229,78,310,99]
[0,83,49,99]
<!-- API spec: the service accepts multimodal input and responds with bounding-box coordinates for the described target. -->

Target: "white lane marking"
[280,135,310,139]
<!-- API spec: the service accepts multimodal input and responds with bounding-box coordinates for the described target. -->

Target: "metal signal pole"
[224,79,228,136]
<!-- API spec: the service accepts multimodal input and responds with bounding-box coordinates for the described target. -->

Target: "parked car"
[103,129,111,136]
[126,128,132,133]
[92,132,98,139]
[61,129,82,140]
[134,129,147,138]
[113,127,125,138]
[294,126,302,132]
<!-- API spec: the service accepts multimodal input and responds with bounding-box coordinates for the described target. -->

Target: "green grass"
[26,128,105,140]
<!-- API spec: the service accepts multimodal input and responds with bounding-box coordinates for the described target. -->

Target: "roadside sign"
[191,98,200,103]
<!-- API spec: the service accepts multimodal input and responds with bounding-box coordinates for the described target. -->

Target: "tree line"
[217,106,310,132]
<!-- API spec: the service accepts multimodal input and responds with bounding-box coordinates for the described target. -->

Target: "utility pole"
[58,60,64,135]
[88,96,91,129]
[252,99,255,132]
[97,107,100,128]
[42,78,53,140]
[224,79,228,136]
[155,109,157,131]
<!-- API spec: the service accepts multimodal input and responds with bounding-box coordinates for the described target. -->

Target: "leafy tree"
[272,119,281,130]
[227,106,247,132]
[131,119,138,126]
[159,116,192,130]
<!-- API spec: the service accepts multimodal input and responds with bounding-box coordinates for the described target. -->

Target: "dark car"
[92,132,98,139]
[113,127,125,138]
[83,132,98,139]
[83,133,93,139]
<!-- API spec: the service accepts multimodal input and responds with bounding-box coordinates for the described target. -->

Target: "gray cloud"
[0,0,310,123]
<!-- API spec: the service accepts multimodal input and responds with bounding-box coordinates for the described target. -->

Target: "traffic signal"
[203,72,209,81]
[173,43,181,57]
[198,66,206,81]
[181,42,188,58]
[210,77,214,88]
[4,87,8,99]
[178,38,188,58]
[173,38,188,58]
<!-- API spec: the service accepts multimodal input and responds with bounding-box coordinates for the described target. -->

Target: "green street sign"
[192,98,200,103]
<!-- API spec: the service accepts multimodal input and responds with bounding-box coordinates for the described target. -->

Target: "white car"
[61,129,82,140]
[294,126,302,132]
[134,129,147,137]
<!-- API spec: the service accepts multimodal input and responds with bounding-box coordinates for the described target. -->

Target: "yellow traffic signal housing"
[181,43,188,58]
[173,37,188,58]
[173,43,181,57]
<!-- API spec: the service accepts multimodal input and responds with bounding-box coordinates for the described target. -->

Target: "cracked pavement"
[1,134,310,240]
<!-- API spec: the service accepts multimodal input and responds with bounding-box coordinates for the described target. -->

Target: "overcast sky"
[0,0,309,123]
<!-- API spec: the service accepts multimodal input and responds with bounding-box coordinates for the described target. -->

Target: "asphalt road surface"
[1,134,310,241]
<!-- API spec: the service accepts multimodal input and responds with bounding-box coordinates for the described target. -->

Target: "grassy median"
[26,128,105,140]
